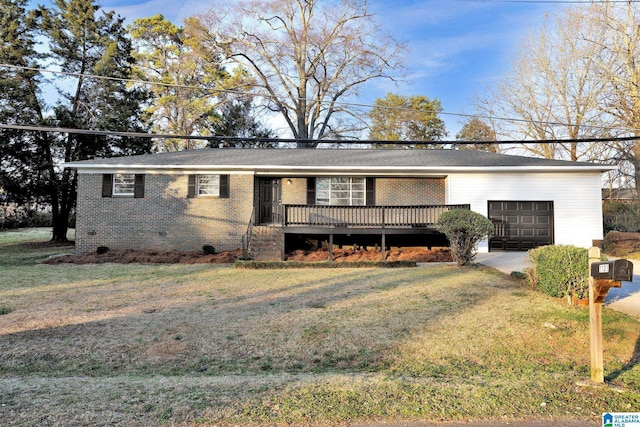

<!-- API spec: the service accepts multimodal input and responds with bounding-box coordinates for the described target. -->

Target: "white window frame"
[197,174,221,196]
[113,173,135,196]
[316,177,366,206]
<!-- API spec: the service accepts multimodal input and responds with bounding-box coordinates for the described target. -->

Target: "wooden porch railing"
[283,204,470,228]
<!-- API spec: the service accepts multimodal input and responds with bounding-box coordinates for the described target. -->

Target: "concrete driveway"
[604,258,640,318]
[474,251,640,319]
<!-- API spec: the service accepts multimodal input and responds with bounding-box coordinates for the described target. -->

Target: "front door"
[259,178,282,224]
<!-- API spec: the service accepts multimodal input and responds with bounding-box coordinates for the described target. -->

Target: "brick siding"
[375,178,445,205]
[280,177,446,205]
[75,173,253,253]
[76,174,445,253]
[281,178,307,204]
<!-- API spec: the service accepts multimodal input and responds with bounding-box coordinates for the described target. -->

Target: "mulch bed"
[286,247,452,262]
[42,247,452,264]
[42,248,243,264]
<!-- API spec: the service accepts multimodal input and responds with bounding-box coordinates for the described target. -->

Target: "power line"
[0,62,633,135]
[0,122,637,146]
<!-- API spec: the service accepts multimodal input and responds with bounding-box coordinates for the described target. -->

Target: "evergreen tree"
[0,0,151,241]
[131,14,256,151]
[0,0,48,205]
[368,93,448,148]
[455,118,499,152]
[211,98,276,148]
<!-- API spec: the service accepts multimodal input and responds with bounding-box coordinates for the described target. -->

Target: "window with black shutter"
[102,173,144,197]
[188,174,230,198]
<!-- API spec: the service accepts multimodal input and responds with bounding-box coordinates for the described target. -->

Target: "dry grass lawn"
[1,228,639,426]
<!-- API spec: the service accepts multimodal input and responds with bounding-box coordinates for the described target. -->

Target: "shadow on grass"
[607,336,640,382]
[0,264,486,377]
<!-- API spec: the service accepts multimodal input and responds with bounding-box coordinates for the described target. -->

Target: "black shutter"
[366,177,375,206]
[102,174,113,198]
[187,175,196,198]
[134,174,145,198]
[219,174,230,198]
[307,177,316,205]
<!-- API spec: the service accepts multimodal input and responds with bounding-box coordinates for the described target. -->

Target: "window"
[198,174,220,196]
[102,174,144,198]
[187,174,229,198]
[316,177,365,206]
[113,173,136,196]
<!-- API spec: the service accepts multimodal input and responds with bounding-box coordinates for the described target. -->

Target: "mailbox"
[590,259,634,282]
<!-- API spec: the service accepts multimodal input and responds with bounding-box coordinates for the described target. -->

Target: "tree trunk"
[51,209,69,243]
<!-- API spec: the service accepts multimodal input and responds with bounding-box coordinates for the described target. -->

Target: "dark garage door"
[488,201,553,251]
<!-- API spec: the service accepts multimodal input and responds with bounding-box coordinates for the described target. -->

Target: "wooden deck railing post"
[329,234,334,261]
[381,233,386,261]
[280,204,470,227]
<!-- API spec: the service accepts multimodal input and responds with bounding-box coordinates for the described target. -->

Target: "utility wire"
[0,62,634,135]
[0,122,638,146]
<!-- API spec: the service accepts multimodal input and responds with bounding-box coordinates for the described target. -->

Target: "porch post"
[329,234,334,261]
[381,233,386,261]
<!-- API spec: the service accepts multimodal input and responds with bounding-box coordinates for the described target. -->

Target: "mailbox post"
[587,247,633,383]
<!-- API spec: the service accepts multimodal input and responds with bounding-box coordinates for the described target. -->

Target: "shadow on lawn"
[0,264,483,377]
[607,336,640,382]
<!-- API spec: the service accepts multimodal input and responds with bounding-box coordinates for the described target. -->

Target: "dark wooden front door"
[259,178,282,224]
[488,201,554,251]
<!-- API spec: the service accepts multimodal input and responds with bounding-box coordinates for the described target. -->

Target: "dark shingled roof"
[65,148,612,171]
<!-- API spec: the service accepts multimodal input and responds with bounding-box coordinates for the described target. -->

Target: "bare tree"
[192,0,405,148]
[475,6,611,162]
[585,1,640,194]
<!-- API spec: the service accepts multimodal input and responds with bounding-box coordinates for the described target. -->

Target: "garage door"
[488,201,553,251]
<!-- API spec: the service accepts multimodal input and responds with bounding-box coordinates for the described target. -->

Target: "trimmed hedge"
[436,209,494,266]
[234,260,417,269]
[527,245,589,300]
[603,231,640,257]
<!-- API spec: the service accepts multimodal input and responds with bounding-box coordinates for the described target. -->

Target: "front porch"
[247,204,470,260]
[281,204,470,228]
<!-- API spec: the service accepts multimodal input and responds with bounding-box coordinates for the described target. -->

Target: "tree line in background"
[1,0,640,241]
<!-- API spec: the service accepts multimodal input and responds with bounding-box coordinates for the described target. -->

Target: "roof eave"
[64,162,616,174]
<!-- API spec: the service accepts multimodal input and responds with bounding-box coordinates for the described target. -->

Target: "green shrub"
[527,245,589,300]
[436,209,494,266]
[0,204,53,229]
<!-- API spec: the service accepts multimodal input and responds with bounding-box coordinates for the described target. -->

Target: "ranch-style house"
[65,148,613,260]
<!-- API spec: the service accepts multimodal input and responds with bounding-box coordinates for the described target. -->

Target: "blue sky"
[52,0,574,136]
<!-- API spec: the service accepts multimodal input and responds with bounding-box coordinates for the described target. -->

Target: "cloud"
[102,0,208,23]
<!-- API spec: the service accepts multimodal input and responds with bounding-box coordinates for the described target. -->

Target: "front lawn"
[0,228,639,426]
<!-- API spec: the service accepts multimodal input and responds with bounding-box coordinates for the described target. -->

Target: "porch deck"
[281,204,470,229]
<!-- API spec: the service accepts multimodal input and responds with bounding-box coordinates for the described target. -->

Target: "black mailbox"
[591,259,634,282]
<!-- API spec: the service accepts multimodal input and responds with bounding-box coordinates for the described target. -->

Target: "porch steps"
[248,226,283,261]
